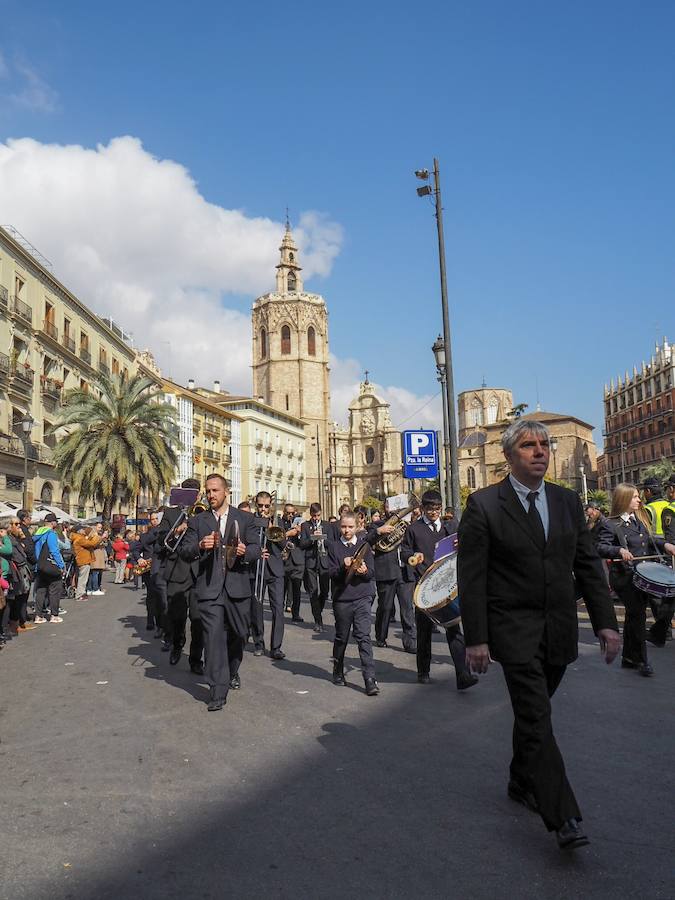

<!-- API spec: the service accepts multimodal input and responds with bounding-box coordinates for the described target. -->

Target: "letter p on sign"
[410,433,430,455]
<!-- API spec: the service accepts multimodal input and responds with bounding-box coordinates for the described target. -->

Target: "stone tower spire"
[275,222,304,294]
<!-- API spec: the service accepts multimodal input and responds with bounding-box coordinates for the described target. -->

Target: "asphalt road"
[1,578,673,900]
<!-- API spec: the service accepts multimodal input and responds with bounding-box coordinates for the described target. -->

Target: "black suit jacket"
[299,519,330,572]
[401,518,457,582]
[180,507,260,600]
[256,517,285,579]
[596,515,666,592]
[457,478,618,666]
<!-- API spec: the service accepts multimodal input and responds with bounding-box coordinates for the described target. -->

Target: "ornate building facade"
[251,225,330,504]
[328,377,404,512]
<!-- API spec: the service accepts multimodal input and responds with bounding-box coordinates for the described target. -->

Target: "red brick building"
[601,338,674,490]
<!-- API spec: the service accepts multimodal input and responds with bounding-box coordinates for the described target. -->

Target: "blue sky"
[1,0,674,438]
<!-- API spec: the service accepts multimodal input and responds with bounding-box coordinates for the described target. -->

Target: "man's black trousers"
[167,586,203,666]
[501,654,581,831]
[303,568,330,624]
[332,596,375,681]
[375,578,416,649]
[199,591,249,703]
[250,574,285,651]
[415,609,469,682]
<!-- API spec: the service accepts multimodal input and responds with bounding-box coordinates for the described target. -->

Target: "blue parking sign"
[402,430,439,479]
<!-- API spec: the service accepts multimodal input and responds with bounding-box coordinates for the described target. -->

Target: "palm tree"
[51,372,180,521]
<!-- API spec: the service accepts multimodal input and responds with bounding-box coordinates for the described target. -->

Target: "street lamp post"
[21,412,34,510]
[620,440,627,481]
[579,466,588,504]
[416,159,461,519]
[432,335,452,511]
[550,436,558,481]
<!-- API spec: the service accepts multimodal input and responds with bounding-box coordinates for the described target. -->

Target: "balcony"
[288,471,294,481]
[297,451,304,460]
[0,434,53,463]
[99,362,110,377]
[62,333,76,354]
[255,463,263,474]
[10,363,34,395]
[11,295,32,326]
[41,320,59,341]
[275,444,283,455]
[255,437,263,449]
[298,472,304,482]
[204,449,221,462]
[264,442,273,452]
[0,352,9,381]
[193,421,201,433]
[288,447,294,458]
[0,285,8,309]
[80,347,91,365]
[265,465,273,476]
[40,376,62,402]
[203,423,220,438]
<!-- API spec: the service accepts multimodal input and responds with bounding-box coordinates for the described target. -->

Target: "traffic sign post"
[402,430,439,479]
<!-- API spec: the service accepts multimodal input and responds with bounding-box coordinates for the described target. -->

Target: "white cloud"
[0,53,59,112]
[0,134,439,428]
[0,136,343,392]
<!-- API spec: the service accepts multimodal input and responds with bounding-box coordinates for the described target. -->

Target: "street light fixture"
[432,335,452,509]
[21,412,34,510]
[415,158,461,519]
[550,436,558,480]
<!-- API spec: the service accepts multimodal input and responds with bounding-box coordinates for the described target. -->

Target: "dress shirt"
[211,507,229,538]
[509,474,549,539]
[422,515,441,533]
[341,536,357,547]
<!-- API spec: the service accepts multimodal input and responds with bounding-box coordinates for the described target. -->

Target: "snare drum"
[413,552,461,629]
[632,561,675,599]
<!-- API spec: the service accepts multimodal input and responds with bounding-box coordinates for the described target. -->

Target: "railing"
[63,333,76,354]
[10,364,34,388]
[80,348,91,365]
[203,423,220,438]
[42,319,59,341]
[41,377,62,401]
[12,295,32,325]
[204,449,216,461]
[0,285,8,308]
[255,437,263,449]
[99,362,110,377]
[0,434,53,462]
[0,352,9,377]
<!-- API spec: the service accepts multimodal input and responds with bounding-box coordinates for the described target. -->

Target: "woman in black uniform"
[597,483,675,676]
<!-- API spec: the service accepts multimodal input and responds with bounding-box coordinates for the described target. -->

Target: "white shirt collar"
[341,536,357,546]
[509,474,545,500]
[422,515,441,531]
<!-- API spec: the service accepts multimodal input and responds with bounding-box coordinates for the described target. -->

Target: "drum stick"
[608,555,662,563]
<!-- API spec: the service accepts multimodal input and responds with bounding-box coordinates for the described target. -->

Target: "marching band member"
[327,511,379,695]
[280,503,305,622]
[251,491,286,660]
[299,503,331,633]
[180,474,260,712]
[401,489,477,690]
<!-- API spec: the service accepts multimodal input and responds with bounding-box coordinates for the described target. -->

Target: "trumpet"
[163,491,209,552]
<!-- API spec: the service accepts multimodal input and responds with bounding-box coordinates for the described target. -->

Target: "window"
[281,325,291,354]
[468,402,483,427]
[288,271,297,292]
[112,358,120,376]
[487,399,499,424]
[467,466,476,489]
[307,326,316,356]
[365,446,375,464]
[260,327,267,359]
[40,482,53,503]
[6,475,23,491]
[285,394,289,411]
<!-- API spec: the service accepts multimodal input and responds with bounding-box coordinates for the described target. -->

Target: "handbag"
[37,537,62,578]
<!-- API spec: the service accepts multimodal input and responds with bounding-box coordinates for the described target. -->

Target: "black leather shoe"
[457,672,479,691]
[161,639,171,652]
[556,818,589,850]
[271,649,286,660]
[291,616,304,623]
[154,628,163,639]
[364,678,380,696]
[207,698,225,712]
[333,662,346,685]
[403,644,417,654]
[375,639,388,648]
[638,662,654,677]
[169,647,182,665]
[646,628,666,648]
[146,621,154,631]
[253,646,265,657]
[417,673,431,684]
[190,662,205,676]
[313,623,323,633]
[229,673,241,690]
[621,657,639,669]
[508,779,539,813]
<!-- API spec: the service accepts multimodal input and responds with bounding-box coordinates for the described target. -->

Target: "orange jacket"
[72,531,101,567]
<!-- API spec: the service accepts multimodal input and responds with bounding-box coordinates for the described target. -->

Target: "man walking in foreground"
[458,419,620,851]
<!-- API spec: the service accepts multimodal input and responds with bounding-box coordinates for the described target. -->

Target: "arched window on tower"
[260,327,267,360]
[487,398,499,424]
[307,326,316,356]
[365,446,375,464]
[287,271,297,292]
[281,325,291,355]
[467,466,476,489]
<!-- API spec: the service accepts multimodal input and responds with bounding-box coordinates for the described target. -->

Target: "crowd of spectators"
[0,509,143,648]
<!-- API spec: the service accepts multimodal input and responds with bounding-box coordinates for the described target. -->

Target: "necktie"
[527,491,546,546]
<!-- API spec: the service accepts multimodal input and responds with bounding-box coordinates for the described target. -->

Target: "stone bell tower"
[252,222,331,506]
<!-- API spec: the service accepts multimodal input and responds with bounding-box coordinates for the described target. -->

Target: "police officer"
[647,475,675,645]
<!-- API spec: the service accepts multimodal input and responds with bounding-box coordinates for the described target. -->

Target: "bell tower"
[252,222,331,506]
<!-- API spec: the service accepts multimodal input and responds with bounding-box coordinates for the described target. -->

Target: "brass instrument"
[254,492,277,604]
[345,541,370,583]
[373,497,420,553]
[163,491,209,552]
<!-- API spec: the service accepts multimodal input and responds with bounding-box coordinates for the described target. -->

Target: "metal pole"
[437,372,452,509]
[580,466,588,504]
[316,425,323,505]
[433,158,461,519]
[620,440,626,481]
[23,440,29,509]
[552,450,558,481]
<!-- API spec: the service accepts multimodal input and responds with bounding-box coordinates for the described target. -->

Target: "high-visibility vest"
[645,499,674,536]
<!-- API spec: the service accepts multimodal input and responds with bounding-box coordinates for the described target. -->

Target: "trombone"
[163,491,209,552]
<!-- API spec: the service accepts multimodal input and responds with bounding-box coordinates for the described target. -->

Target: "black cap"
[421,490,443,506]
[44,512,58,523]
[642,477,661,490]
[17,509,30,519]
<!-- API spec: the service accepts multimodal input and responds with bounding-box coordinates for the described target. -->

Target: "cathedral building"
[251,224,331,504]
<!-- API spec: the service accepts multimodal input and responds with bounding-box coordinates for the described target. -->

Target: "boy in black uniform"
[327,512,379,696]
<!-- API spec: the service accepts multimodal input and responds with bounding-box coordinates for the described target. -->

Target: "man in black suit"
[401,490,477,689]
[299,502,331,633]
[280,503,305,621]
[250,491,286,660]
[180,474,260,711]
[458,419,620,850]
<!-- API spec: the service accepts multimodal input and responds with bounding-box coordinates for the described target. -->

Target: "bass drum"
[633,561,675,599]
[413,552,461,629]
